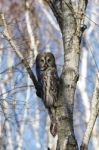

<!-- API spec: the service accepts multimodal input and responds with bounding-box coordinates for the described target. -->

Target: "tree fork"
[46,0,88,149]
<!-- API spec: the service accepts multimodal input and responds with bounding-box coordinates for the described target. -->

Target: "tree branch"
[76,0,88,36]
[0,13,40,95]
[80,72,99,150]
[45,0,62,30]
[78,0,88,12]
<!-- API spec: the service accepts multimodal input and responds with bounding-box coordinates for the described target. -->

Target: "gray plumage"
[36,52,59,108]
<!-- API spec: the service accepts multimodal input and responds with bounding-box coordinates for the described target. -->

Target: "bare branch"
[75,0,88,37]
[0,83,13,150]
[45,0,62,30]
[80,72,99,150]
[1,15,23,59]
[0,84,33,97]
[0,13,40,95]
[78,0,88,12]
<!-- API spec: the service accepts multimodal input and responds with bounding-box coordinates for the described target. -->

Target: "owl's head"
[36,52,56,71]
[45,52,56,67]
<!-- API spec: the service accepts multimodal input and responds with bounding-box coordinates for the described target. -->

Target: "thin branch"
[78,0,88,13]
[0,84,33,97]
[75,0,87,36]
[80,72,99,150]
[0,13,40,94]
[1,14,23,59]
[1,83,13,150]
[45,0,62,30]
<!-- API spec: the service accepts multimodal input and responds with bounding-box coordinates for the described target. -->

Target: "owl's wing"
[36,67,44,98]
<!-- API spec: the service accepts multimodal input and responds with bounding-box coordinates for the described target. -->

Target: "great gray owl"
[36,52,59,136]
[36,52,59,108]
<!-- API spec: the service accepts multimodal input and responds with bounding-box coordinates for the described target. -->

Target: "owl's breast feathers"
[42,67,59,108]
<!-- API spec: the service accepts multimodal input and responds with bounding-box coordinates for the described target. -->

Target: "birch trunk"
[46,0,87,149]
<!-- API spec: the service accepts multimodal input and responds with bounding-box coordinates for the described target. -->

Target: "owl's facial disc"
[39,57,47,70]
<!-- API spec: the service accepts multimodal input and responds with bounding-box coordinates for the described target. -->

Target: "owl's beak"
[41,64,47,71]
[44,63,48,69]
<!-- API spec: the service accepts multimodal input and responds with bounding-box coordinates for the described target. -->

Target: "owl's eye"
[47,58,51,63]
[40,58,44,63]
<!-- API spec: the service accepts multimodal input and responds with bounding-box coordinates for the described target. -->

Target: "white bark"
[0,83,13,150]
[25,0,38,59]
[81,72,99,149]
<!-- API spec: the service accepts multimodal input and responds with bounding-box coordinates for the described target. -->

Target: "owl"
[36,52,59,108]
